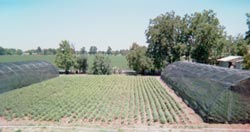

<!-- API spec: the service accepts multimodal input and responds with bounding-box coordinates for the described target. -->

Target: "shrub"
[91,55,112,75]
[76,55,88,73]
[243,53,250,69]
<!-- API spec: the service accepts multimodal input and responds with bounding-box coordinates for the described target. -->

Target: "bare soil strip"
[1,125,250,132]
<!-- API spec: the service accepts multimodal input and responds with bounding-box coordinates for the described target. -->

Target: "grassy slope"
[0,55,129,70]
[0,75,188,125]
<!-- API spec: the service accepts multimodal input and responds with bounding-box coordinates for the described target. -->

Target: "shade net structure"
[161,61,250,123]
[0,61,59,94]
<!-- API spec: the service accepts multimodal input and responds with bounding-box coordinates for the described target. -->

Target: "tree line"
[126,10,250,74]
[0,47,23,55]
[0,45,129,56]
[55,40,116,75]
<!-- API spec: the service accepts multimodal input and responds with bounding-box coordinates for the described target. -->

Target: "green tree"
[91,55,112,75]
[76,55,88,73]
[119,49,129,56]
[5,48,16,55]
[55,40,76,73]
[190,10,225,63]
[126,43,153,74]
[43,48,56,55]
[107,46,112,55]
[243,53,250,69]
[146,11,189,69]
[245,13,250,44]
[80,46,87,54]
[0,46,5,55]
[16,49,23,55]
[89,46,97,55]
[234,35,248,56]
[36,46,42,55]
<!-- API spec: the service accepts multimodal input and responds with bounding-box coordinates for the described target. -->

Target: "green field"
[0,75,190,125]
[0,55,129,70]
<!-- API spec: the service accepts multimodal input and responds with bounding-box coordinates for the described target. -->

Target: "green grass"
[0,55,55,64]
[0,55,129,70]
[0,75,188,125]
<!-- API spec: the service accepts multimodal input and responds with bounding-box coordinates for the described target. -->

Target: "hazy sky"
[0,0,249,51]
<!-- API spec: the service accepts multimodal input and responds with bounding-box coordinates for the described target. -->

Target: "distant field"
[0,75,191,125]
[0,55,129,70]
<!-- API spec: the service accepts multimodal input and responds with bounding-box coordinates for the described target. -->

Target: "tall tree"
[5,48,16,55]
[80,46,87,54]
[126,43,153,74]
[234,35,248,56]
[16,49,23,55]
[0,47,5,55]
[36,46,42,55]
[190,10,225,63]
[146,11,189,69]
[76,55,88,73]
[246,13,250,44]
[243,53,250,69]
[89,46,97,55]
[91,55,112,75]
[55,40,76,73]
[107,46,112,55]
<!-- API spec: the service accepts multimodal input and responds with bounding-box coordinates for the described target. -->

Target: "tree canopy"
[80,46,87,55]
[145,10,239,69]
[89,46,97,55]
[126,43,153,74]
[76,55,88,73]
[146,11,189,69]
[55,40,76,73]
[107,46,112,55]
[246,13,250,44]
[91,55,112,75]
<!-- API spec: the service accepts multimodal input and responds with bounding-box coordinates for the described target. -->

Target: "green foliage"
[126,43,153,74]
[146,11,189,68]
[246,13,250,44]
[223,35,248,57]
[0,47,23,55]
[243,53,250,69]
[16,49,23,55]
[76,55,88,73]
[234,35,248,56]
[80,46,87,55]
[0,55,129,70]
[190,10,224,63]
[36,46,42,55]
[55,40,76,72]
[0,75,187,125]
[89,46,97,55]
[107,46,112,55]
[91,55,112,75]
[14,129,21,132]
[146,10,231,67]
[43,48,57,55]
[0,47,5,55]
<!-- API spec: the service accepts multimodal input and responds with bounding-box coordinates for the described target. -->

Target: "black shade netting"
[0,61,59,94]
[161,61,250,123]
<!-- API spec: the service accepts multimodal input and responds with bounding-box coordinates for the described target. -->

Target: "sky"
[0,0,249,51]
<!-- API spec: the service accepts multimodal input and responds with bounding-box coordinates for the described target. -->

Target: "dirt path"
[1,125,250,132]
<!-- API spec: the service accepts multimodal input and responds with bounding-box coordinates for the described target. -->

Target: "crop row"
[0,75,191,125]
